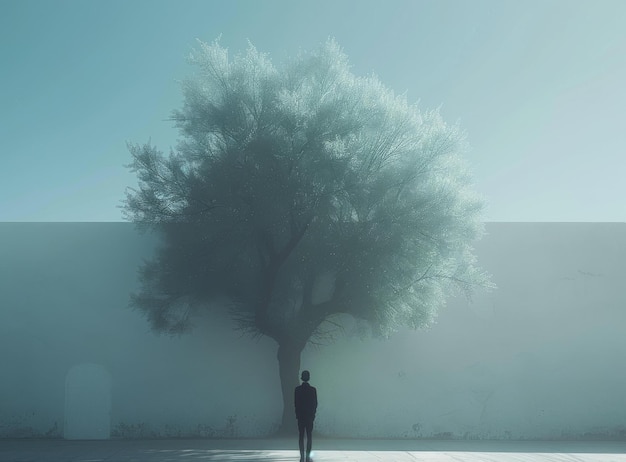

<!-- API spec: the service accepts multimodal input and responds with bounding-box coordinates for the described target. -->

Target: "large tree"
[124,38,491,434]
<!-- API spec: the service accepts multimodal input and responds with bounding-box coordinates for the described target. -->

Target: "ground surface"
[1,438,626,462]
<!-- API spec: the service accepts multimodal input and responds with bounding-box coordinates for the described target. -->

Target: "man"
[294,370,317,462]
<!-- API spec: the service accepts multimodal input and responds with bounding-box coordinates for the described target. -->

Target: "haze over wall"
[1,222,625,439]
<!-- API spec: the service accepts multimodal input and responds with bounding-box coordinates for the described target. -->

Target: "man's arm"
[294,387,300,418]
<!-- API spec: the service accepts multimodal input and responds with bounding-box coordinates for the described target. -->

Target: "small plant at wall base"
[111,417,240,439]
[112,422,150,439]
[123,38,492,435]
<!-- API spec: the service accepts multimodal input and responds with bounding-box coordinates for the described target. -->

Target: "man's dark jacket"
[294,382,318,422]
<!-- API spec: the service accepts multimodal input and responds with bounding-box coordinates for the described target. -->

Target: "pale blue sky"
[1,0,625,221]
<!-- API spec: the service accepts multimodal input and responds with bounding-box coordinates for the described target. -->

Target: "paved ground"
[1,438,626,462]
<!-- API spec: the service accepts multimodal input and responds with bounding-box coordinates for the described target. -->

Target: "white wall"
[307,223,626,439]
[1,223,625,439]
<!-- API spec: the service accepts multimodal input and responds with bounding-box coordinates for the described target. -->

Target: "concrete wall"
[0,223,625,439]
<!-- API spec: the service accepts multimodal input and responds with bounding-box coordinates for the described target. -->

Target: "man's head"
[301,370,310,382]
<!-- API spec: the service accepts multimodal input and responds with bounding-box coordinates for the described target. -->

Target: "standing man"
[294,370,317,462]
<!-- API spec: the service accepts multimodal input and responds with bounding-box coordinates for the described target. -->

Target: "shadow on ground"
[138,449,296,461]
[2,438,626,462]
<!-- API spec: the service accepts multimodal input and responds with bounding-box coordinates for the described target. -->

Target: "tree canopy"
[124,38,491,431]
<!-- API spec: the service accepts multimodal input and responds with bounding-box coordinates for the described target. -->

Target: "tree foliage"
[124,38,490,348]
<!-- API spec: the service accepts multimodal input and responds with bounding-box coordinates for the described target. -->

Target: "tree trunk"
[276,341,304,436]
